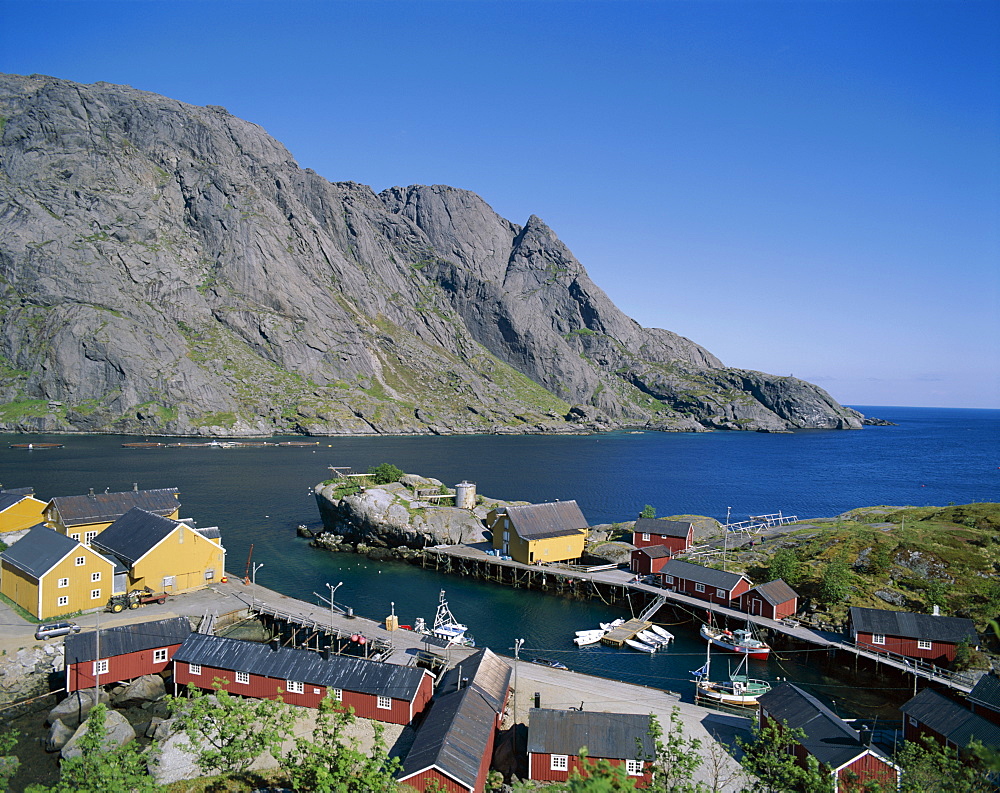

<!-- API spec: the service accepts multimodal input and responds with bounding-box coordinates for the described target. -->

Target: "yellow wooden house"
[92,507,225,595]
[0,525,117,620]
[45,487,181,546]
[488,501,588,565]
[0,488,48,535]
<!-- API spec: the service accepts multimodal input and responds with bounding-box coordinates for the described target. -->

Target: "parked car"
[35,621,81,640]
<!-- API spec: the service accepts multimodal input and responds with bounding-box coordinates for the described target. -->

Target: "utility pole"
[251,562,264,610]
[723,506,732,571]
[326,581,343,632]
[513,638,524,725]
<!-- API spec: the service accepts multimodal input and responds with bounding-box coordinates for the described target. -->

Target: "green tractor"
[106,587,167,612]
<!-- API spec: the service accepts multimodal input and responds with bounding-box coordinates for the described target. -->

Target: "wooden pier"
[601,619,652,648]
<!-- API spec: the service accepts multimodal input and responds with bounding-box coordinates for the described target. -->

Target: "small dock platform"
[601,619,652,648]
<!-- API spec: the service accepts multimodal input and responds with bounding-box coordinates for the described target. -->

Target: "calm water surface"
[2,405,997,718]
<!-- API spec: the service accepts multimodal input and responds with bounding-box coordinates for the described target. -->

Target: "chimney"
[858,724,873,746]
[534,692,541,709]
[933,604,940,616]
[88,488,95,498]
[133,482,138,492]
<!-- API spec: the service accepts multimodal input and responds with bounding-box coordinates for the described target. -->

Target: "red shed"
[630,545,672,575]
[632,518,693,555]
[659,559,752,605]
[900,688,1000,755]
[848,606,978,665]
[759,683,899,792]
[172,633,433,725]
[527,709,654,788]
[967,674,1000,727]
[64,616,192,692]
[736,579,798,620]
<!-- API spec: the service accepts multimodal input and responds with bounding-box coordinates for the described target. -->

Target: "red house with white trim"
[848,606,978,665]
[659,559,752,605]
[901,687,1000,756]
[64,616,192,692]
[630,545,672,576]
[632,518,693,555]
[172,633,433,725]
[736,579,798,620]
[527,709,654,788]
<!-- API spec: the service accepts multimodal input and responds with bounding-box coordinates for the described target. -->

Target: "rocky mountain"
[0,73,863,436]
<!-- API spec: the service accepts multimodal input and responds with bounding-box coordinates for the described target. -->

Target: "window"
[716,588,726,598]
[917,640,932,650]
[332,688,343,701]
[641,533,650,541]
[93,659,108,675]
[57,578,69,588]
[71,533,80,541]
[235,671,249,684]
[550,755,568,771]
[153,648,168,663]
[313,688,321,694]
[204,569,215,580]
[872,634,886,645]
[694,582,706,593]
[75,556,86,566]
[377,695,392,710]
[57,595,69,607]
[189,663,201,676]
[90,589,101,600]
[908,715,918,727]
[626,760,643,776]
[91,571,102,582]
[286,680,304,694]
[162,576,175,589]
[664,575,674,584]
[84,531,97,546]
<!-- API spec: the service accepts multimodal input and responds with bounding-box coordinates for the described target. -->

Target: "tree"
[282,692,400,792]
[736,716,832,793]
[169,681,298,778]
[766,548,801,586]
[368,463,404,485]
[866,543,895,576]
[819,556,853,606]
[541,749,638,792]
[645,708,708,792]
[640,505,657,519]
[893,735,992,792]
[0,728,19,791]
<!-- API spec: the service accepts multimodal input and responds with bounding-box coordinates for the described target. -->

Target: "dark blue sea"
[2,405,997,719]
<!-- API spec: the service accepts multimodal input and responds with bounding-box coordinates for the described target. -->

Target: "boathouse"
[967,674,1000,727]
[488,501,588,565]
[92,507,225,595]
[632,518,693,555]
[64,616,192,692]
[437,647,512,719]
[0,525,116,619]
[0,487,47,535]
[900,688,1000,755]
[759,683,899,792]
[46,486,181,544]
[848,606,978,665]
[630,545,672,576]
[736,579,798,620]
[658,559,752,605]
[173,633,433,725]
[526,709,654,788]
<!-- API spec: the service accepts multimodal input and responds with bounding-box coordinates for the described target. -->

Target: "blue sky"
[3,1,997,408]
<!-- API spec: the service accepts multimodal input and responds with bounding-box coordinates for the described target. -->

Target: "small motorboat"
[700,623,770,659]
[624,637,657,653]
[649,625,675,644]
[532,658,569,670]
[599,618,625,631]
[574,630,605,646]
[636,629,669,648]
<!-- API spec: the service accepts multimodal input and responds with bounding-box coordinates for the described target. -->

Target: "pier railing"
[841,639,982,692]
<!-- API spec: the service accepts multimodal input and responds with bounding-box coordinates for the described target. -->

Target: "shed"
[736,579,798,620]
[901,687,1000,754]
[630,545,673,576]
[659,558,752,604]
[632,518,693,555]
[489,501,588,565]
[967,674,1000,726]
[848,606,978,664]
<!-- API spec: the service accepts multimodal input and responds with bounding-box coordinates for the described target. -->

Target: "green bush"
[367,463,404,485]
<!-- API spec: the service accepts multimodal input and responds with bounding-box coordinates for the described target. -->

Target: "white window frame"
[84,530,97,546]
[189,663,201,675]
[908,715,918,726]
[57,577,69,588]
[664,575,674,584]
[641,533,650,541]
[204,569,215,580]
[153,648,168,663]
[93,659,109,675]
[71,533,80,541]
[75,556,86,566]
[332,688,343,701]
[90,588,101,600]
[872,634,886,645]
[91,571,102,582]
[57,595,69,607]
[694,582,706,593]
[917,639,932,650]
[235,670,249,685]
[716,588,726,598]
[286,680,304,694]
[377,695,392,710]
[551,754,569,771]
[626,759,643,776]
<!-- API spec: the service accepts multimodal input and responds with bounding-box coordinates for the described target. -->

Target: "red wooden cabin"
[736,579,798,620]
[901,688,1000,756]
[632,518,693,555]
[659,559,752,605]
[848,606,978,665]
[630,545,672,576]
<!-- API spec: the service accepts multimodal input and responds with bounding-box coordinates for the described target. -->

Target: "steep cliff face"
[0,74,863,435]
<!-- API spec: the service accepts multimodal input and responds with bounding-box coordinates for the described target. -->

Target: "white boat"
[599,618,625,631]
[574,630,605,646]
[649,625,675,644]
[625,637,657,653]
[423,590,475,647]
[700,623,770,659]
[636,629,669,647]
[693,640,771,707]
[575,628,605,638]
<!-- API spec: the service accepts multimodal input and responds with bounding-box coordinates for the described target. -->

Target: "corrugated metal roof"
[968,674,1000,711]
[759,683,871,770]
[92,507,187,565]
[901,688,1000,750]
[437,648,511,712]
[661,559,749,591]
[526,709,654,759]
[398,687,496,790]
[505,501,588,540]
[636,545,672,559]
[0,525,80,578]
[173,633,429,700]
[0,493,29,512]
[849,607,978,644]
[634,518,692,539]
[749,579,798,606]
[64,616,192,664]
[195,526,222,540]
[49,488,179,527]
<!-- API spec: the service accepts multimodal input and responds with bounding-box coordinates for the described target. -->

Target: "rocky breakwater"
[0,643,65,709]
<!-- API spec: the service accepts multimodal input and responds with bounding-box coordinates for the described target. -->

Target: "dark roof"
[0,492,30,512]
[437,648,511,712]
[173,633,429,700]
[759,683,880,770]
[92,507,187,565]
[503,501,588,540]
[748,579,798,605]
[398,687,496,790]
[0,525,84,578]
[0,487,34,497]
[527,709,654,760]
[968,674,1000,713]
[634,518,692,539]
[901,688,1000,750]
[64,616,192,664]
[49,488,179,527]
[849,607,978,644]
[634,545,672,559]
[660,559,750,592]
[195,526,222,540]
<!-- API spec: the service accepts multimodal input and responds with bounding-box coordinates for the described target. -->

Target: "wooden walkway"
[602,619,652,648]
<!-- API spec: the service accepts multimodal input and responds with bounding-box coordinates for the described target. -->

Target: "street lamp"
[251,562,264,610]
[326,581,343,632]
[513,638,524,725]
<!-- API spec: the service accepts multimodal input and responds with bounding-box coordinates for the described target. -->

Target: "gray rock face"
[46,689,111,729]
[44,719,75,752]
[111,674,165,706]
[0,73,863,435]
[60,709,136,760]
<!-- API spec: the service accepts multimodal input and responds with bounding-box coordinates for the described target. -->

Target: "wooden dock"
[601,619,652,648]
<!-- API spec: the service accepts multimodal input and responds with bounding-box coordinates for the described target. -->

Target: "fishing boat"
[624,637,657,653]
[532,657,569,670]
[423,590,475,647]
[649,624,675,644]
[700,623,770,659]
[574,630,605,646]
[693,641,771,707]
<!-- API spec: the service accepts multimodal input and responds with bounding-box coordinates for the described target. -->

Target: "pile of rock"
[0,643,65,707]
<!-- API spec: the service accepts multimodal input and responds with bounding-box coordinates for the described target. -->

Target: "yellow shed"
[45,487,181,545]
[0,488,47,534]
[489,500,589,565]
